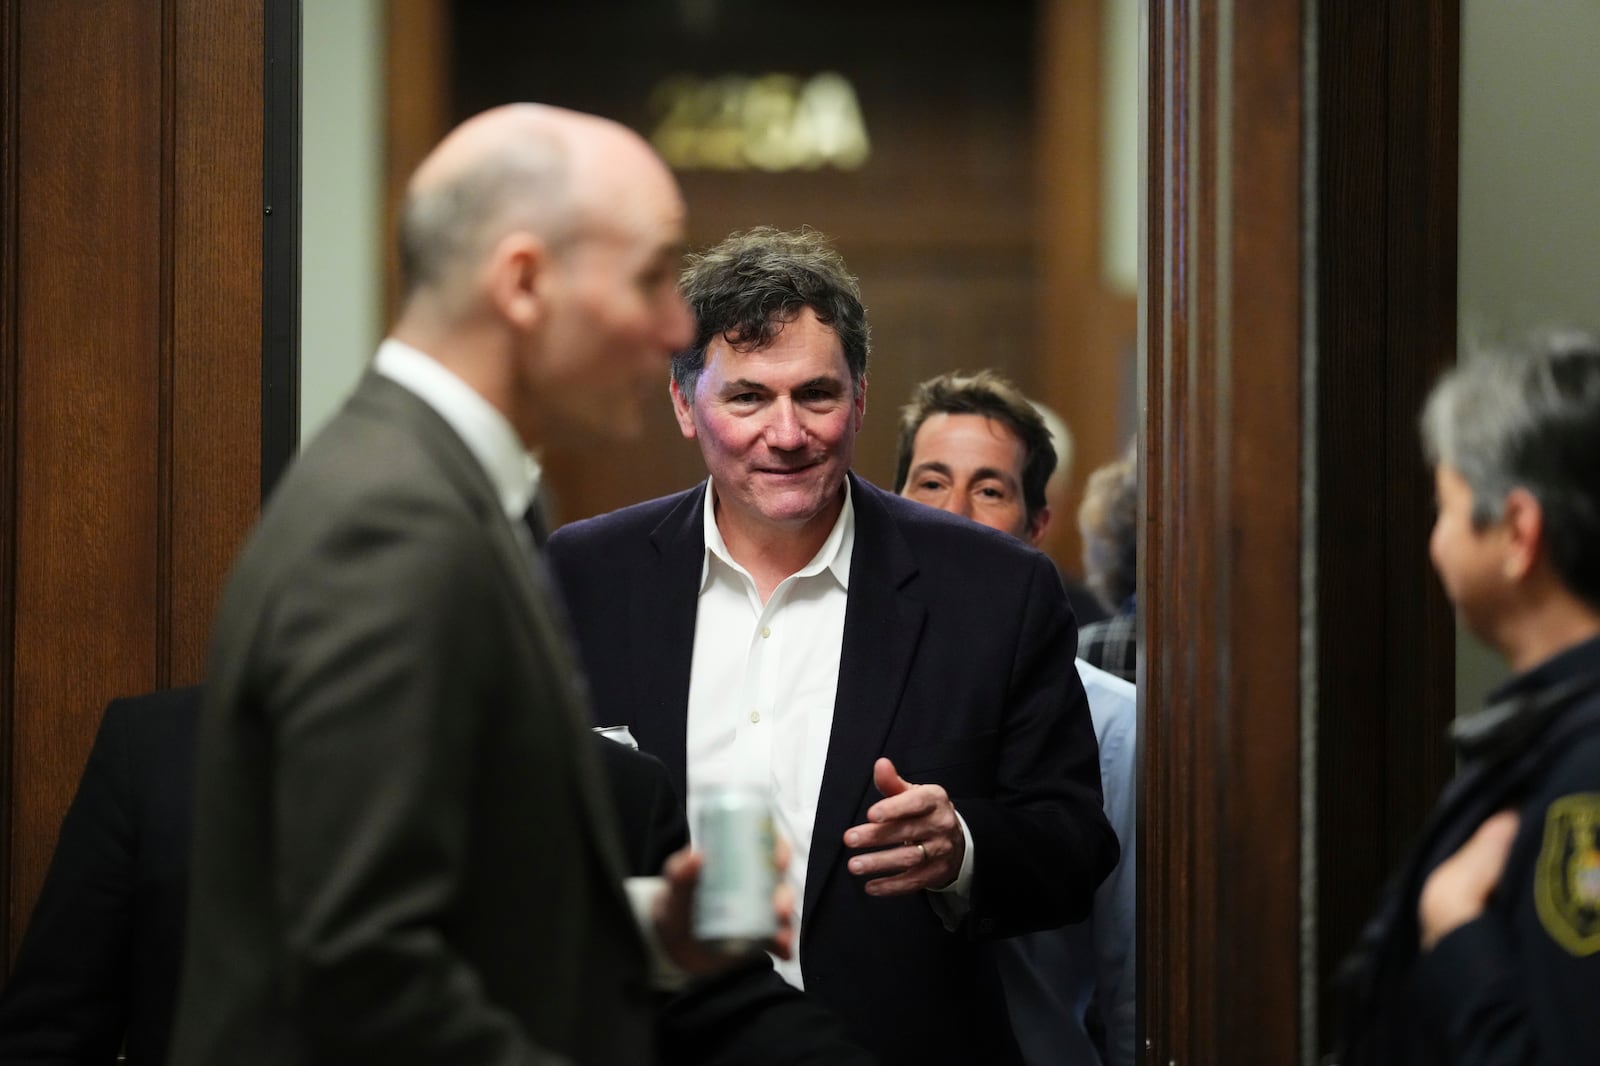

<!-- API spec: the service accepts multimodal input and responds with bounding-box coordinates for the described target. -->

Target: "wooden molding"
[383,0,451,326]
[1,0,269,972]
[1142,1,1306,1060]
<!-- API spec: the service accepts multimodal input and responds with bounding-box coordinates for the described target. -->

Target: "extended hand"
[1419,809,1519,952]
[653,838,795,974]
[842,757,965,896]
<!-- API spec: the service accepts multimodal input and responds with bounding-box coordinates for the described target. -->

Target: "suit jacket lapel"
[354,374,634,888]
[805,476,927,923]
[631,484,708,803]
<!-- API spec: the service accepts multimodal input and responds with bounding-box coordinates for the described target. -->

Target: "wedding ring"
[915,842,928,863]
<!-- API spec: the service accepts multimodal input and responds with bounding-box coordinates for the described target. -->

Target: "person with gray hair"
[1076,439,1138,682]
[1336,327,1600,1065]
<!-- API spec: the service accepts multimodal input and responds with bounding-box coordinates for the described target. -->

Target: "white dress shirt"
[685,479,856,989]
[373,339,541,524]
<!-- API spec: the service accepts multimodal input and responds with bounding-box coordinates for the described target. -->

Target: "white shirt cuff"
[926,811,975,930]
[624,875,687,992]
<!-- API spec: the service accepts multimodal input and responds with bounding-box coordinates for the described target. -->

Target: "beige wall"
[1455,0,1600,715]
[300,0,384,443]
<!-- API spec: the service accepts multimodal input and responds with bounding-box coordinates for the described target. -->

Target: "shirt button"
[760,626,772,639]
[750,710,761,723]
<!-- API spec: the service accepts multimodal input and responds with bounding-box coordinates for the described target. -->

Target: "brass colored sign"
[650,72,870,172]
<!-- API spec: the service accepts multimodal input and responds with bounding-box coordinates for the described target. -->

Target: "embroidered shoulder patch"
[1535,792,1600,956]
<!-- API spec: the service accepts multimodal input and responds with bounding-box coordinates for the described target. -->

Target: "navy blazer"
[548,474,1118,1066]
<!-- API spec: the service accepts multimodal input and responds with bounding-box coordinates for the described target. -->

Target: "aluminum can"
[592,724,638,750]
[691,781,777,952]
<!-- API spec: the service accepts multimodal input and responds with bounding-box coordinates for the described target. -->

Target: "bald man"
[169,105,714,1066]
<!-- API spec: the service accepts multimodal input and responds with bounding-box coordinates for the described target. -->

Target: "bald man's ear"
[485,232,549,330]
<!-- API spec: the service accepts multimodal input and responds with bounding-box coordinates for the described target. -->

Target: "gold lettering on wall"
[649,72,871,171]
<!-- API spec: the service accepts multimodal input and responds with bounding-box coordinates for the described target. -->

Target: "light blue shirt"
[996,658,1137,1066]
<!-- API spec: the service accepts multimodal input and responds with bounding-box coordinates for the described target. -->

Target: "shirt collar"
[373,338,540,521]
[698,476,855,593]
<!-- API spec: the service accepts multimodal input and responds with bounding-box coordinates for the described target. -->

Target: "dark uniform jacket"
[1337,634,1600,1065]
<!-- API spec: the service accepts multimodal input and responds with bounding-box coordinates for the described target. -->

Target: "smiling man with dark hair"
[549,227,1117,1066]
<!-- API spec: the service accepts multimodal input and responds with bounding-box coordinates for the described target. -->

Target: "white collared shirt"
[685,479,855,990]
[373,339,541,523]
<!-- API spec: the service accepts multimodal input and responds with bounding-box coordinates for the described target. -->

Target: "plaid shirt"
[1077,611,1136,684]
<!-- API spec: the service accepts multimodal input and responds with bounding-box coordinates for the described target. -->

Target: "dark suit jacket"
[0,686,873,1066]
[0,689,199,1065]
[171,372,651,1066]
[594,741,877,1066]
[548,474,1118,1066]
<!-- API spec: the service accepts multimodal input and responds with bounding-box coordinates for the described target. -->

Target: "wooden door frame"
[262,0,302,496]
[1139,1,1460,1061]
[1140,2,1307,1059]
[0,0,298,972]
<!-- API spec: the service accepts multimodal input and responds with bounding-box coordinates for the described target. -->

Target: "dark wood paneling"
[452,1,1037,257]
[1312,0,1458,1052]
[384,0,451,326]
[1142,1,1306,1062]
[1035,0,1137,573]
[10,0,166,958]
[0,0,20,970]
[2,0,272,970]
[171,0,265,683]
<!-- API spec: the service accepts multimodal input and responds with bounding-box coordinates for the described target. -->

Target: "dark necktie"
[523,490,553,551]
[521,490,580,630]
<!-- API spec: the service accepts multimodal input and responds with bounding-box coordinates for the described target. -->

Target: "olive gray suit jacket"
[170,372,651,1066]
